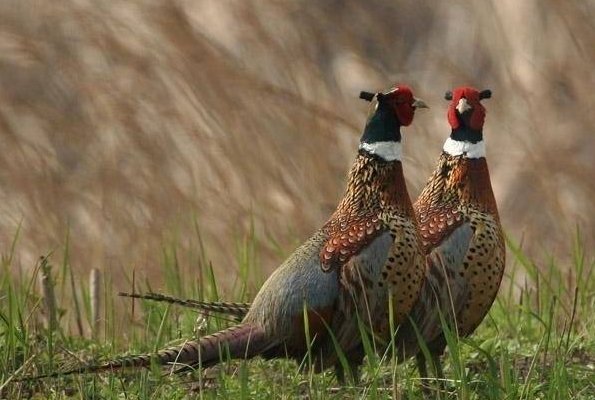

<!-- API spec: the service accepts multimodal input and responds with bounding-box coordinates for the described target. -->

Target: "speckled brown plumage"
[414,153,504,338]
[319,152,425,329]
[386,87,505,391]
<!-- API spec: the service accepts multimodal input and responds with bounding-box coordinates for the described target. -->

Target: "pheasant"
[147,87,504,388]
[23,85,445,382]
[395,86,505,382]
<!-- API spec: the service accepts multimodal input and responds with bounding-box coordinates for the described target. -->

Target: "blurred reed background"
[0,0,593,296]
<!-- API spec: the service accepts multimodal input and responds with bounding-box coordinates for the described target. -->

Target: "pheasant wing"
[415,200,466,253]
[319,211,386,272]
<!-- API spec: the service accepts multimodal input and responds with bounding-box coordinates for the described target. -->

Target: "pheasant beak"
[412,98,429,109]
[456,97,472,114]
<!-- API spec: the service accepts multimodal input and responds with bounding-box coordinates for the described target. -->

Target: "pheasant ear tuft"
[479,89,492,100]
[359,91,376,102]
[445,91,453,101]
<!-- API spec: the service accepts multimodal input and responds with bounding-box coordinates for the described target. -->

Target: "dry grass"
[0,0,593,298]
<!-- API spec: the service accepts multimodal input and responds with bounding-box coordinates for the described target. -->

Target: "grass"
[0,226,594,399]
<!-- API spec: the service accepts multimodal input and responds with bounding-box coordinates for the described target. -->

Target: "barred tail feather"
[118,292,250,318]
[20,324,269,380]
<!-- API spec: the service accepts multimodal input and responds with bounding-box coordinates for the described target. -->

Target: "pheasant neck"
[420,153,498,216]
[456,157,498,214]
[443,137,485,159]
[337,153,414,217]
[359,141,401,161]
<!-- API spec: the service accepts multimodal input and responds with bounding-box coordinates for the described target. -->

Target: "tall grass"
[0,225,593,399]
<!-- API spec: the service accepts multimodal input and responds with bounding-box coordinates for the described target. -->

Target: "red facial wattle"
[447,87,486,131]
[396,102,414,126]
[391,85,415,127]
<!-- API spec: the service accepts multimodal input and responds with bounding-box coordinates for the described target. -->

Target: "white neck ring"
[359,141,401,161]
[443,137,485,158]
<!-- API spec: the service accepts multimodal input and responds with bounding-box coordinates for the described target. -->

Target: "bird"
[142,86,503,390]
[394,86,505,385]
[21,85,450,383]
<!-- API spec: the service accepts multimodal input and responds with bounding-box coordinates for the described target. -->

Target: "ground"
[0,231,593,399]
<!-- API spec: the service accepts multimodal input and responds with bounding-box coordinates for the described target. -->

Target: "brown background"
[0,0,593,295]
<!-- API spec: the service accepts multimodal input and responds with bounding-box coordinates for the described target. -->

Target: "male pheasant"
[395,86,505,381]
[116,87,501,387]
[24,85,453,382]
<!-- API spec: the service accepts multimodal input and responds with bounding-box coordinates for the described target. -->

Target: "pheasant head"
[358,85,428,161]
[444,87,492,156]
[438,86,498,213]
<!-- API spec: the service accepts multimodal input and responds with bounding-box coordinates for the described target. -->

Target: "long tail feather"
[118,292,250,318]
[19,324,268,380]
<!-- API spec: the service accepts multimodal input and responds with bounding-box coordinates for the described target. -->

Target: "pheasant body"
[319,154,425,330]
[415,154,504,337]
[243,148,427,370]
[396,87,504,367]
